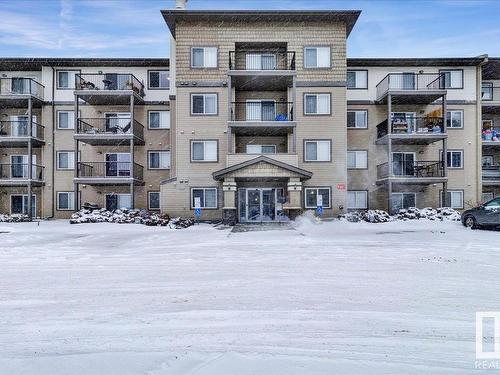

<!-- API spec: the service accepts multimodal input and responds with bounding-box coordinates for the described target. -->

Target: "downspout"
[48,65,56,218]
[476,55,488,205]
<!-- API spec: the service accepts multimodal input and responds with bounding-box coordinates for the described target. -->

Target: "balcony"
[376,161,446,185]
[0,163,44,186]
[229,51,296,71]
[0,78,44,107]
[375,73,446,104]
[376,116,447,145]
[482,126,500,147]
[0,121,45,147]
[482,85,500,114]
[75,118,145,146]
[482,166,500,186]
[75,162,144,185]
[75,73,144,105]
[226,153,298,168]
[229,101,295,135]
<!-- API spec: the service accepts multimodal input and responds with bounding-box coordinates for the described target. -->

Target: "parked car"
[461,198,500,229]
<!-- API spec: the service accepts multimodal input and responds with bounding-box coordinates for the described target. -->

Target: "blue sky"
[0,0,499,58]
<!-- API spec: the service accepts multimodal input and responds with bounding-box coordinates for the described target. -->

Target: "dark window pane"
[149,112,160,128]
[192,95,204,114]
[347,112,356,128]
[347,71,356,88]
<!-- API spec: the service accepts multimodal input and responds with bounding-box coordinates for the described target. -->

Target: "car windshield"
[485,198,500,207]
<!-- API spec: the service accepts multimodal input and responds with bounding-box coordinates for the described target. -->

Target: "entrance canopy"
[212,155,312,181]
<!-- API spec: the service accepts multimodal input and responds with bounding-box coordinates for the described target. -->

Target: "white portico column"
[284,177,302,219]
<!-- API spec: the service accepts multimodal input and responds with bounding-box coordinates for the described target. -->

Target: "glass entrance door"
[240,188,278,222]
[247,189,261,221]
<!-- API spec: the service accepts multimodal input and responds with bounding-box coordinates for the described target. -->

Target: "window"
[347,110,367,128]
[57,151,74,170]
[482,155,494,166]
[347,191,368,209]
[246,145,276,154]
[347,70,368,89]
[304,140,331,162]
[482,82,493,100]
[148,111,170,129]
[105,153,131,176]
[441,190,463,209]
[106,194,131,211]
[148,151,170,169]
[439,69,463,89]
[148,192,160,210]
[191,47,218,68]
[11,195,36,217]
[347,150,368,169]
[148,70,169,89]
[441,150,463,168]
[191,188,217,209]
[305,188,331,208]
[304,94,330,115]
[57,192,75,210]
[57,111,75,130]
[391,193,416,212]
[191,140,217,162]
[191,93,217,115]
[304,47,330,68]
[446,110,463,128]
[57,71,77,89]
[485,198,500,208]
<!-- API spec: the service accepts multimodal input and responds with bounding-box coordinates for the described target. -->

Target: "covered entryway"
[212,155,312,225]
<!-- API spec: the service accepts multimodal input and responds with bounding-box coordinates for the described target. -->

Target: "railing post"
[130,94,135,209]
[27,97,32,220]
[74,93,80,212]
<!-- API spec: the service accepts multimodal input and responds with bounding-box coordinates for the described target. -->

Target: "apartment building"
[0,58,170,218]
[0,5,498,223]
[161,10,360,224]
[481,58,500,200]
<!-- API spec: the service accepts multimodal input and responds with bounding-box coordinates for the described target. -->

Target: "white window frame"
[148,191,161,210]
[304,46,331,68]
[304,187,332,209]
[191,93,217,115]
[191,47,218,68]
[347,191,368,209]
[56,70,78,89]
[440,190,464,209]
[347,110,368,128]
[441,150,463,169]
[439,69,463,89]
[246,144,277,154]
[148,110,170,129]
[10,194,37,216]
[57,110,75,130]
[190,188,218,209]
[148,70,170,89]
[482,82,493,101]
[56,151,75,170]
[347,70,368,89]
[57,191,75,211]
[148,151,171,170]
[105,193,132,210]
[446,110,463,129]
[304,140,331,162]
[304,93,331,115]
[191,140,218,162]
[347,150,368,169]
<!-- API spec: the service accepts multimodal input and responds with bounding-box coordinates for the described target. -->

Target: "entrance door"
[105,112,131,133]
[246,189,261,221]
[262,189,276,221]
[11,194,36,217]
[241,188,278,222]
[105,153,131,177]
[392,152,415,176]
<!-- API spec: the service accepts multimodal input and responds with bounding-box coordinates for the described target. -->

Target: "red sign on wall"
[336,183,346,190]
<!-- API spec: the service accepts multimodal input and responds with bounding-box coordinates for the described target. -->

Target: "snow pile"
[0,214,31,223]
[292,210,323,229]
[341,207,461,223]
[69,208,194,228]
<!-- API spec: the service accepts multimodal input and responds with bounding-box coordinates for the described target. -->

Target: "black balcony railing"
[229,51,296,70]
[376,73,444,98]
[377,161,445,180]
[376,116,445,138]
[0,163,44,181]
[482,166,500,180]
[0,121,45,140]
[75,73,144,96]
[77,162,143,181]
[481,85,500,101]
[0,78,44,99]
[77,118,144,140]
[230,101,294,122]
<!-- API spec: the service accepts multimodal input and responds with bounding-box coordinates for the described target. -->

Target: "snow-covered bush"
[341,207,461,223]
[0,214,31,223]
[70,208,194,228]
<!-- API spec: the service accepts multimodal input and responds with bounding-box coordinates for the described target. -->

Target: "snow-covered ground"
[0,218,499,374]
